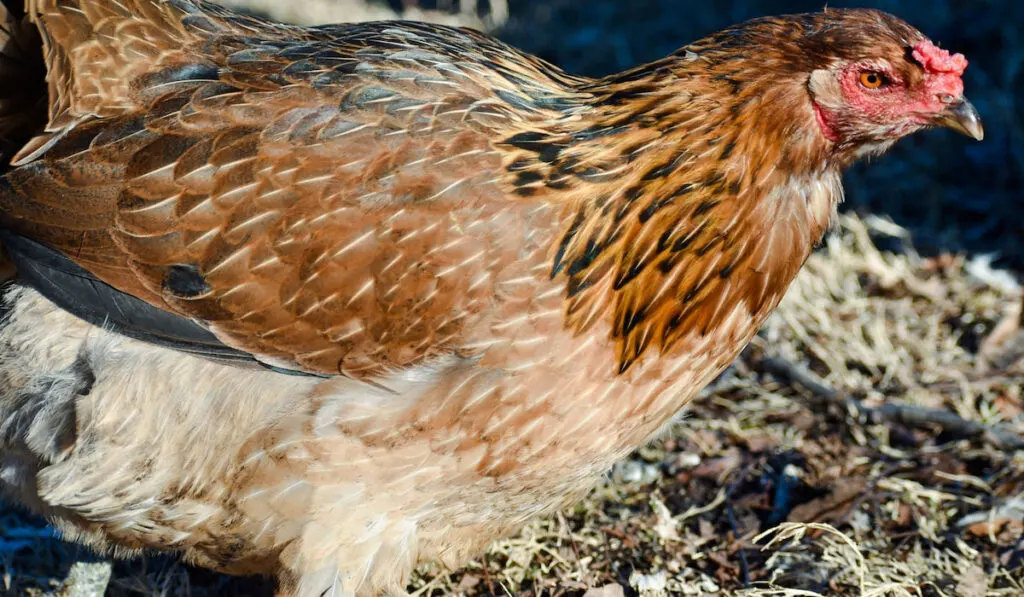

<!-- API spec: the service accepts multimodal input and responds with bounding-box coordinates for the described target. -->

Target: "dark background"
[421,0,1023,271]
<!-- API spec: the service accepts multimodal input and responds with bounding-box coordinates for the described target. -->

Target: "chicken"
[0,1,981,595]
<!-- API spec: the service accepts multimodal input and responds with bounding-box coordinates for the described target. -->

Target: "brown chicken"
[0,1,981,595]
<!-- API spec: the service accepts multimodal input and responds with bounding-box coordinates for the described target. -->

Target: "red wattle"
[813,103,840,142]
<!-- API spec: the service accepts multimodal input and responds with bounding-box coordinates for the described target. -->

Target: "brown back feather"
[0,4,921,376]
[1,3,586,376]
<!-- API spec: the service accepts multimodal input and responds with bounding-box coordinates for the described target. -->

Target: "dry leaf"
[582,583,625,597]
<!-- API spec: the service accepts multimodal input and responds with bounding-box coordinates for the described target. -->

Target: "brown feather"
[0,4,972,596]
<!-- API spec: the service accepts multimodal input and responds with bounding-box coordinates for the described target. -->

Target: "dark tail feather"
[0,230,319,376]
[0,0,45,170]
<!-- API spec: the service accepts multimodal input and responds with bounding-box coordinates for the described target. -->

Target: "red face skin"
[816,40,969,144]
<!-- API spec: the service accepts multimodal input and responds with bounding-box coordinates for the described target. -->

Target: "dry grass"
[1,0,1022,595]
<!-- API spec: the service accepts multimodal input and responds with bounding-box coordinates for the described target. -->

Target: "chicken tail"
[5,0,226,165]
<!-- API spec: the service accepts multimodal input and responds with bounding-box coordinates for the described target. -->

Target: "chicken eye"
[859,71,885,89]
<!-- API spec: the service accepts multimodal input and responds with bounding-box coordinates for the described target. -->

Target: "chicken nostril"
[938,93,957,104]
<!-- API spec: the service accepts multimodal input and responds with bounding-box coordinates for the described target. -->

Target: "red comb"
[912,40,968,76]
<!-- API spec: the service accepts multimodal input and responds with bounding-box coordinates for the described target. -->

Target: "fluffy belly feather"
[0,284,755,595]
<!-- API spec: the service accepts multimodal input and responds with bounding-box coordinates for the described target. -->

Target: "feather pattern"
[0,2,862,377]
[0,3,974,596]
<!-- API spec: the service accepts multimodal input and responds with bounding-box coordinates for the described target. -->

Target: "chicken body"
[0,2,979,595]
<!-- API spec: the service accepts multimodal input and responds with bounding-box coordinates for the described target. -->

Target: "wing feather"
[1,6,581,376]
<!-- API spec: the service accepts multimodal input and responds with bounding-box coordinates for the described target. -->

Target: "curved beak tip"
[936,98,984,141]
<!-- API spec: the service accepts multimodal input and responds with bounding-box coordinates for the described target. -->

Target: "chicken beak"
[933,98,984,141]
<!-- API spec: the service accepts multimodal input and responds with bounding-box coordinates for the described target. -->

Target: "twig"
[835,463,910,527]
[767,457,800,526]
[725,503,751,587]
[749,351,1024,452]
[724,461,754,587]
[556,511,587,585]
[481,552,496,596]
